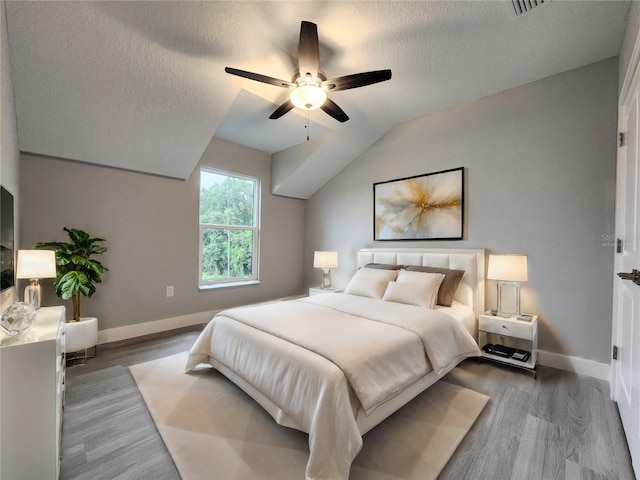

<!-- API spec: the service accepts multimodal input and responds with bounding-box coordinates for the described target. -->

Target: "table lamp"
[487,254,528,316]
[313,251,338,289]
[16,250,57,308]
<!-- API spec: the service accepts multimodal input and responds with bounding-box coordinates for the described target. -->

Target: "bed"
[186,248,485,480]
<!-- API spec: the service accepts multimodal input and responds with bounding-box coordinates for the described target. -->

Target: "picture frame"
[373,167,464,241]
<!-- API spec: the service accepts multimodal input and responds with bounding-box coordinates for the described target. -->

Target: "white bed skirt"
[211,357,456,436]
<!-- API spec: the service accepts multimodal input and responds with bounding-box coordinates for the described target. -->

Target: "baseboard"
[537,349,610,381]
[97,310,218,344]
[96,294,305,345]
[98,306,609,382]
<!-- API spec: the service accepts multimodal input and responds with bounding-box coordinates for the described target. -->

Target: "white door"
[613,53,640,478]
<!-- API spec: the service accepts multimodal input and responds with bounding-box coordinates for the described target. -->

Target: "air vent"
[512,0,547,16]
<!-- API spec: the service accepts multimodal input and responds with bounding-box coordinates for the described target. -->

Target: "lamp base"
[321,269,332,288]
[24,279,42,309]
[496,281,521,316]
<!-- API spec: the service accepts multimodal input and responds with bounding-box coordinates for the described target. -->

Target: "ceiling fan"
[225,21,392,123]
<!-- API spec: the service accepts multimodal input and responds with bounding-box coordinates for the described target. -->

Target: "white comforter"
[185,293,481,480]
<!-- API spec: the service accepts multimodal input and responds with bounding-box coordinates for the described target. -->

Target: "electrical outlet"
[166,286,174,297]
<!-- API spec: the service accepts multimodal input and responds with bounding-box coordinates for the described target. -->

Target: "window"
[199,167,260,288]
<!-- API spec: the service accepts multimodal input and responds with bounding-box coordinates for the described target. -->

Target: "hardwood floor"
[61,327,201,480]
[61,327,636,480]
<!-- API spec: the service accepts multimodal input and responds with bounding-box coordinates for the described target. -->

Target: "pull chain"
[305,111,310,141]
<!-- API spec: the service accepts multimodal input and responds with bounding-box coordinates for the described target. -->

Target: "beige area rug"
[130,352,488,480]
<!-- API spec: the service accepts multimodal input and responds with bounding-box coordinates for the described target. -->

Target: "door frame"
[611,21,640,479]
[611,24,640,397]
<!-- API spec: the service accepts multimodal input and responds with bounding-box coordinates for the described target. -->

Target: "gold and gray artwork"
[374,168,463,240]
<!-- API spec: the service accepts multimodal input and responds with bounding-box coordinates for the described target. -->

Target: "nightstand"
[478,312,538,378]
[308,287,339,296]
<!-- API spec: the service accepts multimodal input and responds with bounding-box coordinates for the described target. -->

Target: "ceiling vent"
[512,0,547,16]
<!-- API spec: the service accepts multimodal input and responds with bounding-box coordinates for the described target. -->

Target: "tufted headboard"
[356,248,485,319]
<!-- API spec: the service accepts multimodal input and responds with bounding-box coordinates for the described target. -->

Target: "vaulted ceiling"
[4,1,630,198]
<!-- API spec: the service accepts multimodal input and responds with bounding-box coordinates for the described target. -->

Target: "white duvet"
[185,293,481,480]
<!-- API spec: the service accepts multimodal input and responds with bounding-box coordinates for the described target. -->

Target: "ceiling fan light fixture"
[290,85,327,110]
[224,21,391,122]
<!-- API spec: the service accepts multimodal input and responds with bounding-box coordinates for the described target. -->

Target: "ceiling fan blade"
[298,21,320,79]
[322,70,392,91]
[225,67,295,88]
[321,98,349,123]
[269,100,296,120]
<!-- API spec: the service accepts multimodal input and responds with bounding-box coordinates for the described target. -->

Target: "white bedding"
[435,300,477,337]
[186,293,480,480]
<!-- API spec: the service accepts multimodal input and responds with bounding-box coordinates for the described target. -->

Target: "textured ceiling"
[4,1,630,198]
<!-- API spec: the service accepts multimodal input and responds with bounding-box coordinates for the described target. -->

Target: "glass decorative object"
[1,302,37,336]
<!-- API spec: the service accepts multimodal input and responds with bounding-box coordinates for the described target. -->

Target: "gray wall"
[20,137,306,330]
[305,58,618,364]
[619,0,640,93]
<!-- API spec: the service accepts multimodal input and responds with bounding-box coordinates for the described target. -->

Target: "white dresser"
[1,306,66,479]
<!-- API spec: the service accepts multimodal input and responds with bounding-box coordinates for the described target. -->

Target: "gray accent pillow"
[364,263,405,270]
[405,266,465,307]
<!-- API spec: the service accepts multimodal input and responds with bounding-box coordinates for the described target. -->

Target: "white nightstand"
[309,287,340,296]
[478,312,538,378]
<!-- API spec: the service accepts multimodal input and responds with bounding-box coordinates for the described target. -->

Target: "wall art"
[374,167,463,241]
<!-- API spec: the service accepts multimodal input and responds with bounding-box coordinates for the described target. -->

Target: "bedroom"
[0,1,638,479]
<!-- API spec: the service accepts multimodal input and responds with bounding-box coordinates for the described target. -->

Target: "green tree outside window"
[199,169,259,285]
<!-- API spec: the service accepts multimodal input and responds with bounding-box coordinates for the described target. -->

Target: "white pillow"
[344,267,399,299]
[382,270,445,308]
[454,281,474,307]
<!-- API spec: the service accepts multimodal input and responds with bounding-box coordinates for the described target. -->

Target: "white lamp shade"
[16,250,57,279]
[487,254,528,282]
[313,251,338,269]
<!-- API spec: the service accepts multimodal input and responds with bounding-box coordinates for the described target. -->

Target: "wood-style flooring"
[60,326,636,480]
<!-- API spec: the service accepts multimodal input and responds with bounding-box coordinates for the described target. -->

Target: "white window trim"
[198,167,261,289]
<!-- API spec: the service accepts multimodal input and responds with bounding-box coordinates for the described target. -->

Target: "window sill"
[198,280,260,291]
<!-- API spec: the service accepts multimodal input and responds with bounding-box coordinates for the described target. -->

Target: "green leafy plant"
[35,227,108,322]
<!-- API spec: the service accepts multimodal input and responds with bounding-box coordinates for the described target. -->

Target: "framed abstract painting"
[373,167,464,241]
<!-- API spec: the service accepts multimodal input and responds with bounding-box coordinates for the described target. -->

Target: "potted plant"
[35,227,108,322]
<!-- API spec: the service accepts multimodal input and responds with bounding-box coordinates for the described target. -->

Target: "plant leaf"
[57,271,88,300]
[35,227,108,314]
